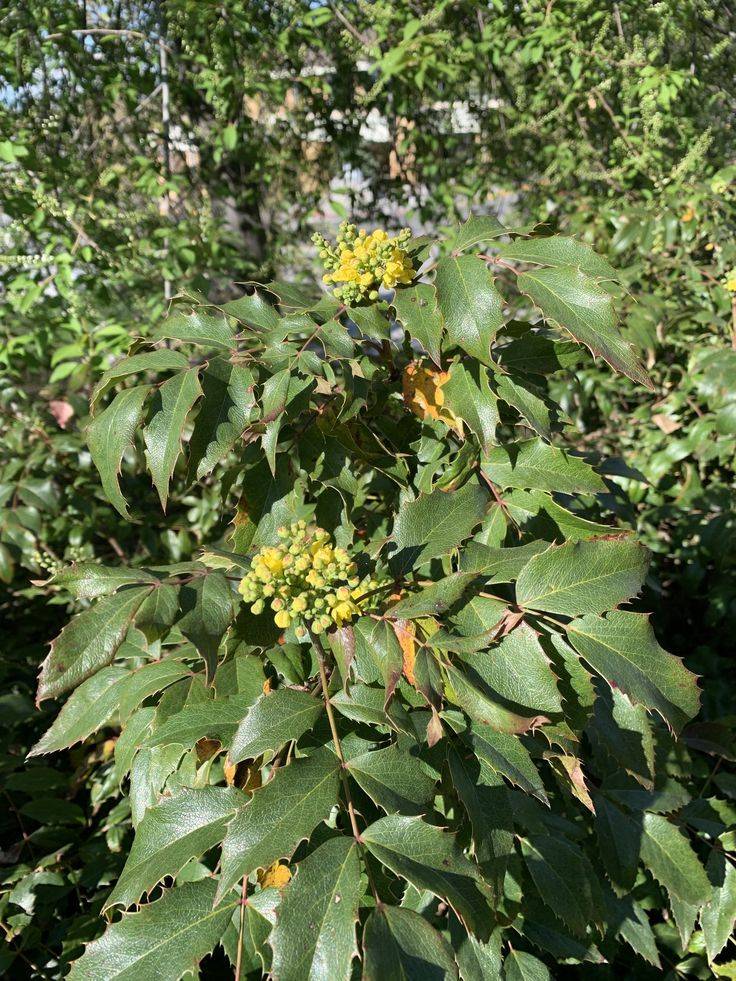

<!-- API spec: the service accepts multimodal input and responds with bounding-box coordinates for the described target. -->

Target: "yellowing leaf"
[392,619,417,685]
[402,362,463,437]
[257,861,292,889]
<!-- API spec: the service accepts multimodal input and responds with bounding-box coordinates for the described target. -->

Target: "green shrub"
[24,219,735,979]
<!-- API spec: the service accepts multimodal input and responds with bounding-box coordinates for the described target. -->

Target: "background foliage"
[1,1,734,977]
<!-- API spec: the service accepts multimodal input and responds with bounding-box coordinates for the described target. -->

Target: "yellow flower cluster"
[312,221,415,305]
[725,270,736,293]
[238,521,381,636]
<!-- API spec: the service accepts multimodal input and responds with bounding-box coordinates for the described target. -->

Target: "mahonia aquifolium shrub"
[31,217,729,981]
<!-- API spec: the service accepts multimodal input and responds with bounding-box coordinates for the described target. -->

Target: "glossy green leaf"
[504,949,552,981]
[270,837,362,981]
[435,255,504,364]
[105,787,243,910]
[393,284,443,365]
[228,688,323,764]
[386,572,478,620]
[444,662,548,734]
[447,744,513,894]
[593,794,640,892]
[346,744,437,814]
[701,851,736,963]
[362,906,459,981]
[68,880,236,981]
[146,700,246,749]
[442,361,499,452]
[469,723,548,803]
[481,438,605,495]
[388,481,488,575]
[640,812,711,906]
[144,367,202,507]
[187,358,257,481]
[37,585,152,702]
[362,814,492,938]
[517,266,652,389]
[566,611,700,733]
[516,538,649,616]
[521,834,603,937]
[91,349,190,411]
[155,309,236,350]
[450,215,509,252]
[87,385,151,518]
[498,236,618,279]
[176,571,235,680]
[217,747,340,901]
[458,623,562,715]
[49,563,157,600]
[30,665,129,755]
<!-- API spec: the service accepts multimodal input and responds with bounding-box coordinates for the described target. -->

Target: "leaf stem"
[234,874,248,981]
[308,626,382,905]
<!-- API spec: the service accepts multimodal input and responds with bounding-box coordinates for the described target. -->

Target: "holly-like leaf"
[270,837,362,981]
[521,834,603,937]
[187,358,256,481]
[608,895,661,968]
[498,236,618,280]
[347,304,391,342]
[49,563,158,600]
[261,369,313,473]
[217,748,340,901]
[482,438,605,495]
[393,283,443,365]
[435,255,504,364]
[144,367,202,508]
[146,700,246,749]
[104,787,243,910]
[701,851,736,963]
[504,949,552,981]
[469,723,548,803]
[91,349,190,411]
[593,794,641,892]
[449,214,510,252]
[362,906,459,981]
[68,880,236,981]
[447,744,514,895]
[87,385,150,518]
[117,659,191,721]
[590,686,655,787]
[176,571,235,680]
[516,538,649,616]
[497,333,582,375]
[362,815,492,939]
[388,481,489,575]
[457,623,562,715]
[223,288,282,330]
[494,371,556,440]
[386,572,478,620]
[155,309,236,349]
[37,585,152,703]
[29,665,129,755]
[353,618,404,700]
[639,812,711,906]
[442,361,499,452]
[566,611,700,733]
[228,688,324,765]
[459,541,547,580]
[346,744,437,815]
[517,266,652,389]
[444,662,548,735]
